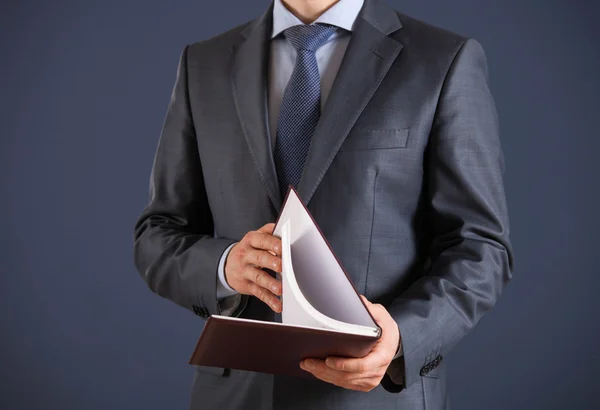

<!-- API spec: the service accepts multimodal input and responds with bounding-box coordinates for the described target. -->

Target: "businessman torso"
[133,0,512,409]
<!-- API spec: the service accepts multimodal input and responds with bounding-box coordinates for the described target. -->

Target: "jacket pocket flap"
[339,128,410,151]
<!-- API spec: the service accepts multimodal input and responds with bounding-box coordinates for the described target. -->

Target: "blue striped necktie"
[273,24,338,199]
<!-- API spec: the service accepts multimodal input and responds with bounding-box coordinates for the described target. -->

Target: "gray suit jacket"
[133,0,514,409]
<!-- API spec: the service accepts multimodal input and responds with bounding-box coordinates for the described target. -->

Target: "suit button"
[420,355,443,377]
[192,305,209,318]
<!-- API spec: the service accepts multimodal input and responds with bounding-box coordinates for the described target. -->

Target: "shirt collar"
[271,0,364,39]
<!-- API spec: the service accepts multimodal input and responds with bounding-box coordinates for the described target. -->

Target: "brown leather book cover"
[188,186,381,377]
[189,316,378,378]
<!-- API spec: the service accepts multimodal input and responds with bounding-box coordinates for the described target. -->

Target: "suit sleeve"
[381,39,514,392]
[133,45,239,318]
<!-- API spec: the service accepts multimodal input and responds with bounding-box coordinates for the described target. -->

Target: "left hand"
[299,295,401,392]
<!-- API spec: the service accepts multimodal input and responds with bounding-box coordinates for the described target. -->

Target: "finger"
[311,362,384,381]
[359,295,384,320]
[360,295,386,318]
[247,231,281,256]
[359,296,389,323]
[301,360,382,390]
[243,265,282,296]
[300,360,347,386]
[340,376,382,392]
[246,281,282,312]
[324,350,389,373]
[243,247,282,273]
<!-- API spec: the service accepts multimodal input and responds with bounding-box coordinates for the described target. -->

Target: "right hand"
[224,223,283,312]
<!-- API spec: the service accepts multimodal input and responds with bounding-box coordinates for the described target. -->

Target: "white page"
[280,220,379,336]
[273,189,376,329]
[280,220,325,328]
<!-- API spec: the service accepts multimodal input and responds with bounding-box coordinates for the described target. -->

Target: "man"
[133,0,513,408]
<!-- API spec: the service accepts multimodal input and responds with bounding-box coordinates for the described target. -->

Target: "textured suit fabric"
[132,0,513,408]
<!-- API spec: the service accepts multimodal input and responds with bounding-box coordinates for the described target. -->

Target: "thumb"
[360,294,386,320]
[258,223,276,234]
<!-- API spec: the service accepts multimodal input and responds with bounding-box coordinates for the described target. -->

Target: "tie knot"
[284,24,338,53]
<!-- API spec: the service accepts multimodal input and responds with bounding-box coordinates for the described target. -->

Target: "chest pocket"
[338,128,410,151]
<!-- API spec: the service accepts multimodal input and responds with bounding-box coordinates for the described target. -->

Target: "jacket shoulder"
[185,18,255,65]
[395,11,471,56]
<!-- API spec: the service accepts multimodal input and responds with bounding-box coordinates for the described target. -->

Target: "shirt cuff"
[393,330,404,360]
[382,326,405,390]
[218,293,243,317]
[216,242,239,300]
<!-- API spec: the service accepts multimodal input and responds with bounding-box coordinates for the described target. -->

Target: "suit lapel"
[231,0,404,210]
[297,0,404,205]
[231,3,282,211]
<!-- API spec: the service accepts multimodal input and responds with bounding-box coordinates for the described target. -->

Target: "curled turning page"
[273,187,381,336]
[280,219,380,337]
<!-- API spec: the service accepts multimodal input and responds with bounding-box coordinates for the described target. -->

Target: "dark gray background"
[1,0,598,409]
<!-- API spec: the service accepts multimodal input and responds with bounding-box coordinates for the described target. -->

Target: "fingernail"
[325,358,334,367]
[304,360,313,369]
[274,245,280,253]
[271,285,279,294]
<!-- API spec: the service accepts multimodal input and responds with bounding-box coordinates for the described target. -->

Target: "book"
[188,186,381,378]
